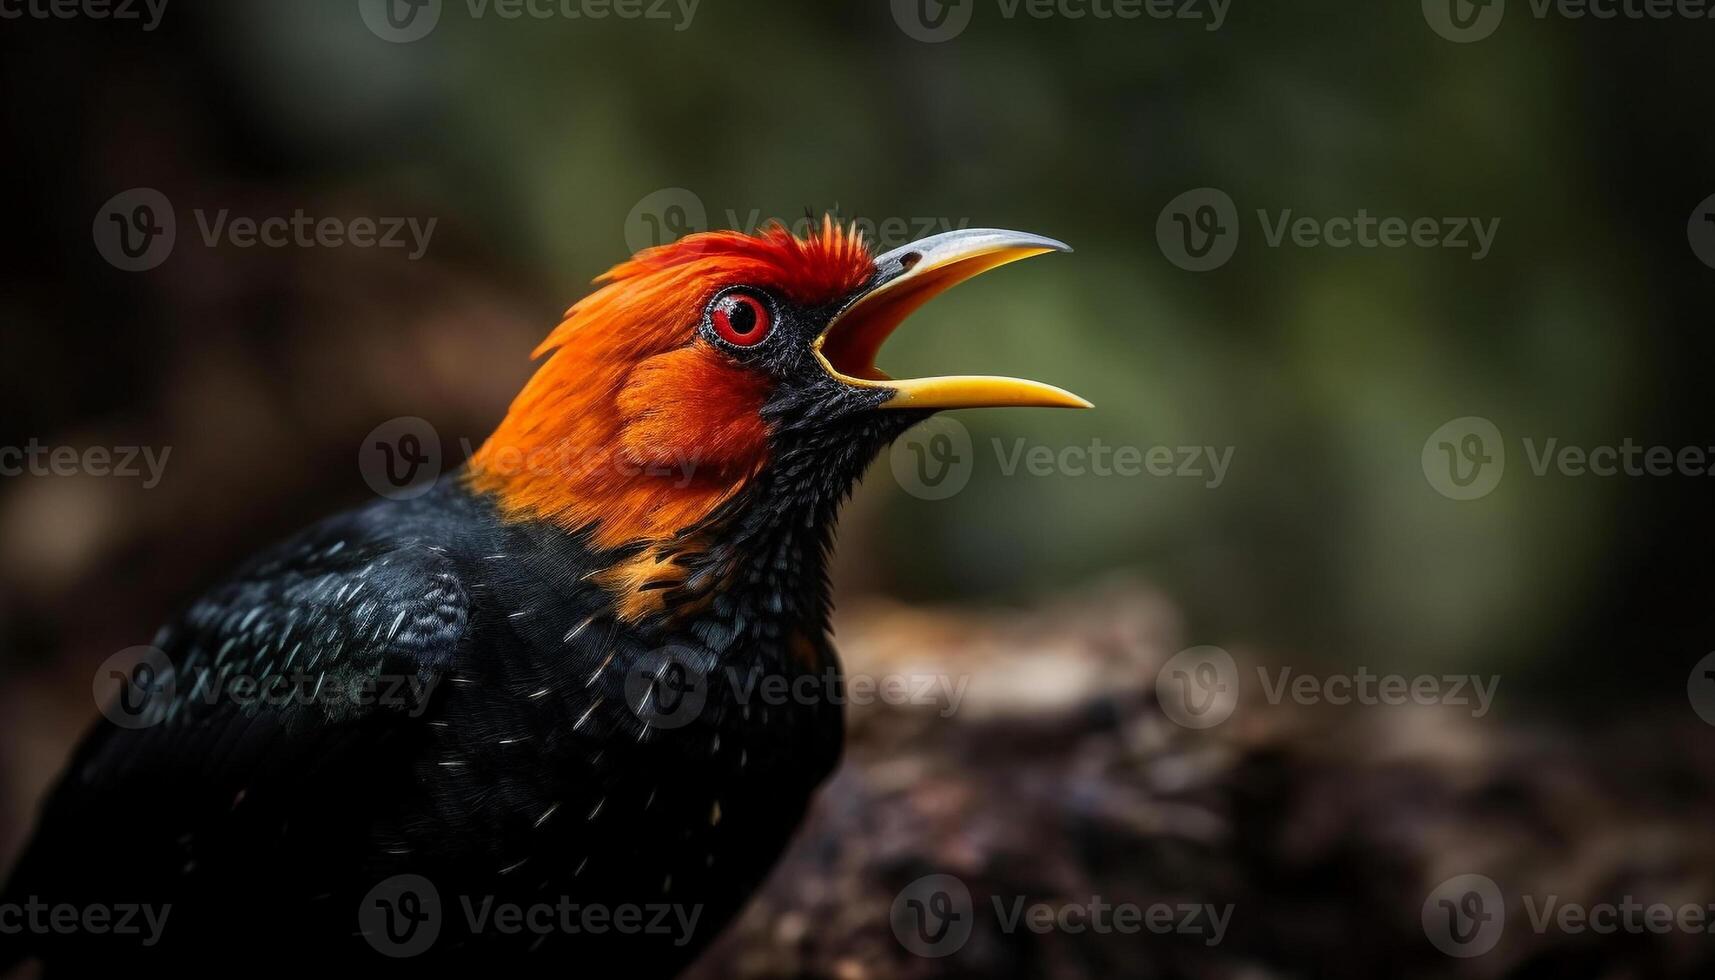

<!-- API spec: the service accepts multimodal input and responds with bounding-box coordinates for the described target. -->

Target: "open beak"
[814,228,1094,410]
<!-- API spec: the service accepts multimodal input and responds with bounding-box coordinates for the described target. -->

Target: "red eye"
[709,292,772,347]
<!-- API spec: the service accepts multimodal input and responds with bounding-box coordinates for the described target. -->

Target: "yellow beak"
[813,229,1094,411]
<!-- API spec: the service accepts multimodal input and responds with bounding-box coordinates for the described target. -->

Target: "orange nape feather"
[466,217,876,554]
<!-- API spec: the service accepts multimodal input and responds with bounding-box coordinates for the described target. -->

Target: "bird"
[0,218,1089,978]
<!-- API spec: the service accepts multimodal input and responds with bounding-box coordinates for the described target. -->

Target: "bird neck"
[570,411,922,638]
[684,411,927,636]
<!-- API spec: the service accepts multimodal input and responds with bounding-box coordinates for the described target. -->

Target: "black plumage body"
[2,406,917,977]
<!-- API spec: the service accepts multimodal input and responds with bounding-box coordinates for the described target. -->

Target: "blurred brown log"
[688,582,1715,980]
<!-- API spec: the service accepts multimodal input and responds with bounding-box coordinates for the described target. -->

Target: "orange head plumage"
[466,217,1089,558]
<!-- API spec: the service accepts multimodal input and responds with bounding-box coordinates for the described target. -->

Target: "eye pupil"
[725,299,757,335]
[710,292,772,347]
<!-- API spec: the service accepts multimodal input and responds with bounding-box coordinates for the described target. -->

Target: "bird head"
[468,217,1088,612]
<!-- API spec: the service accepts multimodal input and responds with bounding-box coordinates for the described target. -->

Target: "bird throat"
[586,414,909,629]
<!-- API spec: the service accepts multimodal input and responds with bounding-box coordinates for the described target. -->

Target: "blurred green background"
[2,0,1712,733]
